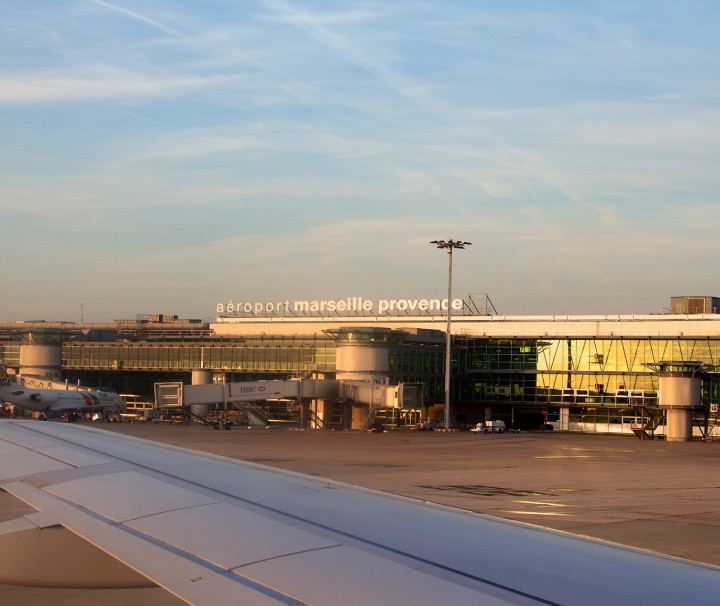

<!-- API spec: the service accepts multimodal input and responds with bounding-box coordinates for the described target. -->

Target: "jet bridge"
[156,378,339,408]
[154,378,423,429]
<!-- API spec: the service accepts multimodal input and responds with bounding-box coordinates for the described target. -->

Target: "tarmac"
[3,423,720,604]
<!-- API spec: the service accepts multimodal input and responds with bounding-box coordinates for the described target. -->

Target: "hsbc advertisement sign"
[182,380,297,405]
[226,381,285,401]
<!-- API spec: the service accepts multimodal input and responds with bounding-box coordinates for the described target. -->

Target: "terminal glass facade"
[535,338,720,407]
[451,337,720,410]
[456,338,538,408]
[63,339,336,374]
[387,346,445,402]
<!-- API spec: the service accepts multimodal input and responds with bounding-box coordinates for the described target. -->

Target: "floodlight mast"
[430,240,471,430]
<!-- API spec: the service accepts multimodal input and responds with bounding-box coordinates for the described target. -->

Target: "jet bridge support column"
[335,346,389,384]
[299,400,310,430]
[660,376,699,442]
[654,362,707,442]
[335,334,390,431]
[190,370,212,417]
[314,399,333,429]
[342,400,353,431]
[352,404,369,430]
[19,344,62,379]
[192,370,212,384]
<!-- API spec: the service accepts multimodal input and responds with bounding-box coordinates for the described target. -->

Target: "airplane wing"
[1,419,719,606]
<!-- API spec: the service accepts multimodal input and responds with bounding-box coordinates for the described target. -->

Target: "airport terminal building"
[1,295,719,439]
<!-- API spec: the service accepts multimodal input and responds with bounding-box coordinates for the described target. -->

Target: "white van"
[471,420,506,433]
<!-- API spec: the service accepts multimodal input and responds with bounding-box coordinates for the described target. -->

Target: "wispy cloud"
[0,71,237,103]
[261,0,443,111]
[1,1,718,319]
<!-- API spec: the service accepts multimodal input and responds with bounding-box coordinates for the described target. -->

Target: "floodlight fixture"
[431,239,472,250]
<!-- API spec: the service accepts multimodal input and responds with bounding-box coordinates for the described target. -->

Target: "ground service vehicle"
[471,420,506,433]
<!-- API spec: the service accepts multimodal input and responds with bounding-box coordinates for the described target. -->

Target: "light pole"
[430,239,471,430]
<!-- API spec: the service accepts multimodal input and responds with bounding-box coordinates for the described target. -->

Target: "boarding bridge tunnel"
[154,378,423,430]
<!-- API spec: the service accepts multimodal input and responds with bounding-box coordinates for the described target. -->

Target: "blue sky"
[1,0,718,322]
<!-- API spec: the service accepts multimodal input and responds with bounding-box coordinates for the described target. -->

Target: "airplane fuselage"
[0,377,124,414]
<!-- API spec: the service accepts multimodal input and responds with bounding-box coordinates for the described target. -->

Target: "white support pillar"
[666,409,693,442]
[351,404,369,430]
[559,407,570,431]
[659,375,701,442]
[190,370,212,417]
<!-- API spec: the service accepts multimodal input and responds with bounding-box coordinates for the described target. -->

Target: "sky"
[1,0,719,322]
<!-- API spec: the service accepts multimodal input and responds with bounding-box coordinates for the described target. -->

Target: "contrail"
[89,0,183,36]
[262,0,541,203]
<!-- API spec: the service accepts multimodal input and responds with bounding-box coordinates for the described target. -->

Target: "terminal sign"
[216,297,464,317]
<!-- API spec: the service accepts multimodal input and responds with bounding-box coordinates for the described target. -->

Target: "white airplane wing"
[0,419,718,606]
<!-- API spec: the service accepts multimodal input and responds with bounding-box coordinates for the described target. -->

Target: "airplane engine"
[29,393,58,404]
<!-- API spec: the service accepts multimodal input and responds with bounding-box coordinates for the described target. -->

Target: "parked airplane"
[0,365,124,418]
[0,419,719,605]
